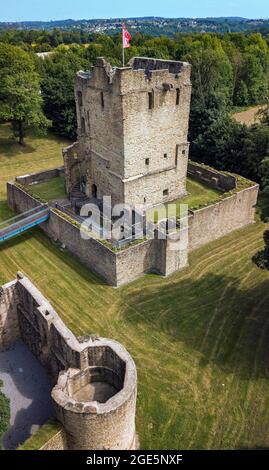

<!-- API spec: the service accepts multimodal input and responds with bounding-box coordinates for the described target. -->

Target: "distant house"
[36,51,53,59]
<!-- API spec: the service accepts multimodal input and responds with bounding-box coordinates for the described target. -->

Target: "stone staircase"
[70,182,88,209]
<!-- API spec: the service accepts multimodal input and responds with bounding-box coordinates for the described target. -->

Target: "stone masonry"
[5,54,259,287]
[0,274,137,450]
[63,57,192,209]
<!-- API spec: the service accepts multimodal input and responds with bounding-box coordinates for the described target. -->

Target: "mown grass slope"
[1,124,269,449]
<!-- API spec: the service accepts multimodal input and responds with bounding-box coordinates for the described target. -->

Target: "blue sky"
[1,0,268,22]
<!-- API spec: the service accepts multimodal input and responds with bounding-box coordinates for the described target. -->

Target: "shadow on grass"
[0,227,108,288]
[0,138,35,156]
[121,272,269,380]
[0,201,14,223]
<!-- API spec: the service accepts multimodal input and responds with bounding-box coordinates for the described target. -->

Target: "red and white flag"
[122,24,131,48]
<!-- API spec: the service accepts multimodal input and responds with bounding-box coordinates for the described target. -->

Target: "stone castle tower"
[63,57,192,209]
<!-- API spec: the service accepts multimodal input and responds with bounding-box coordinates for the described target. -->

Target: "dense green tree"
[0,43,50,144]
[259,157,269,194]
[234,80,249,106]
[40,46,88,139]
[2,29,268,177]
[193,116,269,183]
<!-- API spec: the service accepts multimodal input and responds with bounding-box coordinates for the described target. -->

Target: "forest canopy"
[0,31,268,186]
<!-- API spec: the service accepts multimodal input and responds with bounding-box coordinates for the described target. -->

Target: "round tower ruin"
[51,337,137,450]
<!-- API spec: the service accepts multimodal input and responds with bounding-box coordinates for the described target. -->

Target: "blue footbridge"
[0,205,50,243]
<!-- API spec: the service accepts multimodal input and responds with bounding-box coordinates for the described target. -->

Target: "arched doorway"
[92,184,97,198]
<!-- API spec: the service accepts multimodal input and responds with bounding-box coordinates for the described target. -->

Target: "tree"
[40,46,88,139]
[260,157,269,194]
[234,80,249,106]
[0,43,50,145]
[193,117,269,182]
[253,230,269,270]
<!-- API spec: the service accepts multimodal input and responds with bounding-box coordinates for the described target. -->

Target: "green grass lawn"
[29,176,67,202]
[148,178,222,221]
[181,178,221,210]
[0,123,69,200]
[18,419,62,450]
[29,173,219,210]
[1,124,269,449]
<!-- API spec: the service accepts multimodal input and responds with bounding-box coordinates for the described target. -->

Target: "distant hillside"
[0,17,269,36]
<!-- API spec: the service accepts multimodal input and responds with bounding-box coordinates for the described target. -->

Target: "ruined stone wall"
[187,162,237,192]
[52,337,137,450]
[0,275,138,450]
[63,142,88,195]
[15,168,64,186]
[6,181,182,286]
[115,239,162,286]
[16,275,81,382]
[6,182,118,285]
[46,210,118,286]
[7,182,42,213]
[53,385,137,450]
[6,179,259,286]
[40,429,67,450]
[0,280,20,350]
[115,237,181,285]
[188,184,259,251]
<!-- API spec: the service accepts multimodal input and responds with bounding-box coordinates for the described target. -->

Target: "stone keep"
[63,57,192,209]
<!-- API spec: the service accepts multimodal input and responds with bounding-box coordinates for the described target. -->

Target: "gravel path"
[233,105,267,126]
[0,340,53,449]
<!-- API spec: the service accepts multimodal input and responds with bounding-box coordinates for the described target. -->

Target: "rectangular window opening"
[148,91,154,110]
[176,88,180,105]
[164,153,168,159]
[163,189,169,196]
[175,144,180,166]
[77,91,83,107]
[145,158,150,165]
[101,91,104,108]
[81,117,86,134]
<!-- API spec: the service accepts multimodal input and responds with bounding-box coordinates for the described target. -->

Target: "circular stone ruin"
[51,337,137,450]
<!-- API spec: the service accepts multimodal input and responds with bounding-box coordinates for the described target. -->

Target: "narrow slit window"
[100,91,104,108]
[77,91,83,107]
[81,117,86,134]
[148,91,154,110]
[175,144,179,166]
[176,88,180,105]
[145,158,149,165]
[164,153,168,159]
